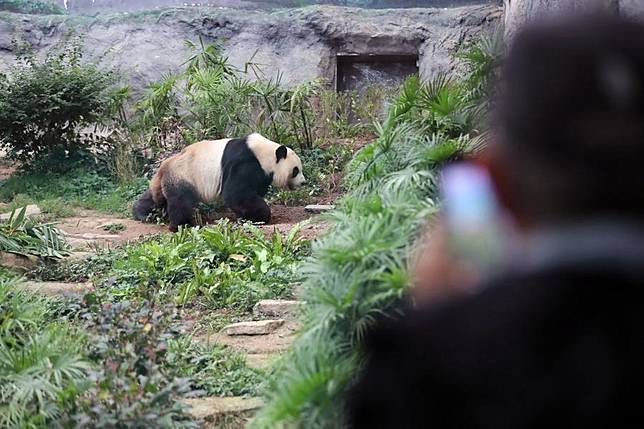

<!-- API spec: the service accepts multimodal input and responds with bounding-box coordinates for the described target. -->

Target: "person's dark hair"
[496,14,644,224]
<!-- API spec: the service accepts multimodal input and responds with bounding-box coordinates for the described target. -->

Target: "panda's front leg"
[227,194,271,224]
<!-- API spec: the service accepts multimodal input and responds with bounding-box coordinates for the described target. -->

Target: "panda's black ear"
[276,145,288,163]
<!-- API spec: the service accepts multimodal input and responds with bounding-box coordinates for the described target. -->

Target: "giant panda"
[133,133,306,231]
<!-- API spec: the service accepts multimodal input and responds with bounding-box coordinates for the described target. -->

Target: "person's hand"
[410,217,482,306]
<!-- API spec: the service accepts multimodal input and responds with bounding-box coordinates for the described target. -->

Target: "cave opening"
[336,54,419,94]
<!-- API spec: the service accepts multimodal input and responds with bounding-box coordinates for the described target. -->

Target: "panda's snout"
[288,177,306,190]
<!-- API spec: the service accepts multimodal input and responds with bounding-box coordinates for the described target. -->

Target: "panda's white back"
[174,138,230,202]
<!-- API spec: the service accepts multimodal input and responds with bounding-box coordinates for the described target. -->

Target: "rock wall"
[57,0,499,13]
[503,0,643,39]
[618,0,644,20]
[0,5,501,91]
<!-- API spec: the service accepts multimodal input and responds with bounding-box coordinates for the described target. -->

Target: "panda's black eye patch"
[292,166,299,178]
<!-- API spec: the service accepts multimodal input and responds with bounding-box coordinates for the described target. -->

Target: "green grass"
[0,169,148,218]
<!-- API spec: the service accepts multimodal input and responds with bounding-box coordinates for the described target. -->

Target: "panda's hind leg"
[228,195,271,224]
[163,180,200,232]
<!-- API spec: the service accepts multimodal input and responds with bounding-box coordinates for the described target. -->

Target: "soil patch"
[57,209,167,249]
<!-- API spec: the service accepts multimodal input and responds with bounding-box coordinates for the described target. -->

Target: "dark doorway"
[336,54,419,94]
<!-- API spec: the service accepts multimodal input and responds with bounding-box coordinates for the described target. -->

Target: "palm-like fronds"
[183,36,238,79]
[253,30,502,427]
[458,25,504,101]
[0,207,69,258]
[0,327,90,428]
[0,278,90,428]
[255,332,355,429]
[137,73,180,127]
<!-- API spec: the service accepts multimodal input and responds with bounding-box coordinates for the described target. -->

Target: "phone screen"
[441,162,503,278]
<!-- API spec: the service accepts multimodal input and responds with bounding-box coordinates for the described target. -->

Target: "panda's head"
[273,144,306,190]
[246,133,306,190]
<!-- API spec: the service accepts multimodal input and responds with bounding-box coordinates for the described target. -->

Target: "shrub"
[30,248,118,282]
[0,43,117,170]
[136,38,388,155]
[0,0,64,14]
[313,86,391,141]
[61,295,196,429]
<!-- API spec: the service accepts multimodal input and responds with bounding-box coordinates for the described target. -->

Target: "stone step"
[304,204,334,214]
[22,281,92,296]
[184,396,263,422]
[0,204,41,221]
[61,231,121,250]
[1,252,39,273]
[197,320,299,355]
[253,299,301,318]
[222,319,285,336]
[200,332,294,355]
[62,231,121,240]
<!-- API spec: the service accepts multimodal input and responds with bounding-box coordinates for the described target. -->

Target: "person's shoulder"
[372,267,613,359]
[397,263,640,353]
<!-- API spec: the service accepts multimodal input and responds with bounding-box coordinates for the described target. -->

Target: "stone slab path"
[22,280,93,296]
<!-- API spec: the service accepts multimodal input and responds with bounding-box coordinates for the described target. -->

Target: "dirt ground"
[56,204,329,249]
[57,210,168,249]
[261,205,330,240]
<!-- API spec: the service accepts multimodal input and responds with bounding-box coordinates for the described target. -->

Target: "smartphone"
[440,162,504,279]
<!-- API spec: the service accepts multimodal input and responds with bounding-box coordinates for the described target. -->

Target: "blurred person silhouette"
[348,13,644,429]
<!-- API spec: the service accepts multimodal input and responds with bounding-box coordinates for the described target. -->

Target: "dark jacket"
[348,225,644,429]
